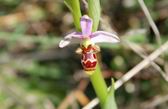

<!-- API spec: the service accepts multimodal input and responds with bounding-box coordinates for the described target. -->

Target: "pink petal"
[59,32,82,48]
[90,31,120,44]
[80,15,93,37]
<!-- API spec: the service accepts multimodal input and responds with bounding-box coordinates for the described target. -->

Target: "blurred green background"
[0,0,168,109]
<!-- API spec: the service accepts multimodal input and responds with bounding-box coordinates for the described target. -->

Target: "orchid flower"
[59,14,119,108]
[59,15,120,48]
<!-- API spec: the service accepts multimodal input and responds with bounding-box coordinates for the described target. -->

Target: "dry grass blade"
[83,40,168,109]
[125,41,168,81]
[138,0,161,45]
[141,95,168,109]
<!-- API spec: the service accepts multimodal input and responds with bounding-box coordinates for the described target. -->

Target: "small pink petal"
[90,31,120,44]
[59,32,82,48]
[80,15,93,37]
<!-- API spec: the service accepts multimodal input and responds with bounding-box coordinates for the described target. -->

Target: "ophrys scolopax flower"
[59,15,120,71]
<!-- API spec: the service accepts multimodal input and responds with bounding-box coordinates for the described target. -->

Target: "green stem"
[64,0,109,108]
[89,64,108,107]
[87,0,108,107]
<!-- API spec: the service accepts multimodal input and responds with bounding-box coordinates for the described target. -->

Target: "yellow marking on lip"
[82,38,94,48]
[85,70,95,75]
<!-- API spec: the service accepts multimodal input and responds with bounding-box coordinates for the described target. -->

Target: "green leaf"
[103,79,118,109]
[64,0,82,31]
[88,0,101,31]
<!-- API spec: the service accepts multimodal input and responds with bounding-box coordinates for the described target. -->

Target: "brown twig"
[58,79,90,109]
[57,92,76,109]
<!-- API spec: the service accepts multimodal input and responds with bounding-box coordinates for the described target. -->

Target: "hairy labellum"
[81,44,98,71]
